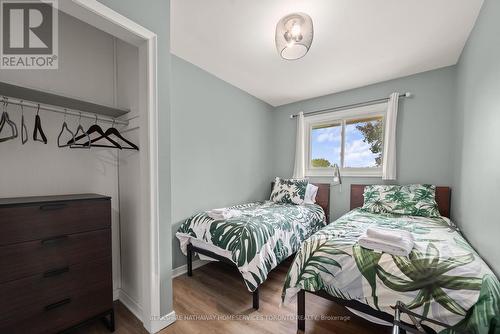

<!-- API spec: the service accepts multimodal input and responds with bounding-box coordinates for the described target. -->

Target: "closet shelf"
[0,81,129,119]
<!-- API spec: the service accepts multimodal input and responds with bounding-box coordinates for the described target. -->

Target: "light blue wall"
[453,0,500,276]
[272,67,457,220]
[171,56,275,269]
[97,0,173,315]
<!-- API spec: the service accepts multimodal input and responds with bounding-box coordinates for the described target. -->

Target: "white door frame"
[58,1,169,332]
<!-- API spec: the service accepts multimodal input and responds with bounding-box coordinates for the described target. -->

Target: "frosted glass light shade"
[275,13,313,60]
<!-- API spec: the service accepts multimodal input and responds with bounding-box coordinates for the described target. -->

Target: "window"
[305,103,386,177]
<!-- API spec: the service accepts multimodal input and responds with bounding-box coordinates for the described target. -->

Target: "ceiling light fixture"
[275,12,313,60]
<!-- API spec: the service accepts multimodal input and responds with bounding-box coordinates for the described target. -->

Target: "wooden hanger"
[68,114,121,149]
[0,99,18,142]
[33,104,47,144]
[90,119,138,150]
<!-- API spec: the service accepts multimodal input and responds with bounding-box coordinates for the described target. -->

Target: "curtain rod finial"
[290,114,295,119]
[405,92,412,98]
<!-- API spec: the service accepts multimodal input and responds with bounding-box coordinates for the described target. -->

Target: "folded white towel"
[210,208,228,214]
[359,228,414,257]
[207,209,242,220]
[366,227,403,243]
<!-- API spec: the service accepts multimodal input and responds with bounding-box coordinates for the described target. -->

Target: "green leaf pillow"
[362,184,441,217]
[270,177,308,205]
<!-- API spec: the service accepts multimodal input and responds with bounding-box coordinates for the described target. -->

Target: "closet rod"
[2,96,129,126]
[289,92,412,119]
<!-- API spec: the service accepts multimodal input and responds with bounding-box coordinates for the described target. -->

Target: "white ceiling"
[171,0,483,106]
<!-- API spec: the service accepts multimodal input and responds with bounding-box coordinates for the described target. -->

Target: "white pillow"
[303,184,318,204]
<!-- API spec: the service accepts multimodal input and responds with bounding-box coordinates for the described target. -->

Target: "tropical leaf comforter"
[282,209,500,333]
[177,201,326,291]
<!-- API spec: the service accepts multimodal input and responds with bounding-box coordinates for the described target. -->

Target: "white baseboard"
[144,310,176,333]
[117,289,176,333]
[172,259,209,278]
[113,289,120,301]
[118,288,143,322]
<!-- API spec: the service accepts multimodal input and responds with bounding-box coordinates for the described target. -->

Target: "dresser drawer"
[0,229,111,283]
[0,284,112,334]
[0,199,110,245]
[0,257,112,333]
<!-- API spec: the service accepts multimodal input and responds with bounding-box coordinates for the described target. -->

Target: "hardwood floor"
[77,259,392,333]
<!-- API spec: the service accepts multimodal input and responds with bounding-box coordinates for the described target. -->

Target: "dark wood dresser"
[0,194,114,334]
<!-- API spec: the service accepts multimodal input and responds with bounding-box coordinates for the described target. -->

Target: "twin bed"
[177,182,500,333]
[176,182,330,309]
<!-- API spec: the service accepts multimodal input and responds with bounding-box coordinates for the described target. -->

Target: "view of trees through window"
[311,116,383,168]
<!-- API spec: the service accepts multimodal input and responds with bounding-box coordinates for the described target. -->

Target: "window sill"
[306,169,382,178]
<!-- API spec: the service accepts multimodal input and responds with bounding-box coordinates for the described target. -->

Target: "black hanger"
[68,114,121,149]
[69,112,91,149]
[20,102,28,145]
[90,119,139,150]
[33,104,47,144]
[57,109,75,148]
[0,99,18,142]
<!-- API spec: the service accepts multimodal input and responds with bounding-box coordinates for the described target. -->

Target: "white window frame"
[304,102,387,178]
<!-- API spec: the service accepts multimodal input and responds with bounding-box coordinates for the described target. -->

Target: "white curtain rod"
[1,96,129,126]
[290,92,411,119]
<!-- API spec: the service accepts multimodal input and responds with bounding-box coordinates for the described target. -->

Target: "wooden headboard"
[350,184,451,218]
[271,182,330,223]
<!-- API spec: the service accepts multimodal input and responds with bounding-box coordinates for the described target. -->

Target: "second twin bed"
[176,180,500,334]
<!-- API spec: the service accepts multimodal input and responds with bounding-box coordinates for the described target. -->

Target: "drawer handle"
[40,203,67,211]
[44,298,71,311]
[41,235,68,245]
[43,266,69,278]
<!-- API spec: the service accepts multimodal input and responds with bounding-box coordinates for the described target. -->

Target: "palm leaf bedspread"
[282,209,500,333]
[177,201,326,291]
